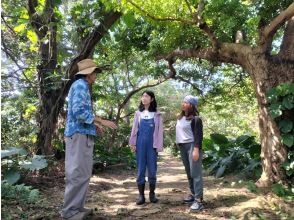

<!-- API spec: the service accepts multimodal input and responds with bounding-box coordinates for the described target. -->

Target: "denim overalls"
[136,118,157,185]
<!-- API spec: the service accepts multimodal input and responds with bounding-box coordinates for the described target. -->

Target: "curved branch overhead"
[278,17,294,60]
[159,43,251,69]
[259,2,294,53]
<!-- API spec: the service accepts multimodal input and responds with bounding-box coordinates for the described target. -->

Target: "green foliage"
[201,65,259,138]
[1,147,27,158]
[266,83,294,180]
[203,133,261,178]
[19,155,48,171]
[210,133,229,145]
[1,182,40,203]
[246,180,259,193]
[283,160,294,177]
[1,91,38,150]
[93,143,136,170]
[204,0,251,42]
[272,183,294,201]
[1,147,48,184]
[3,168,21,185]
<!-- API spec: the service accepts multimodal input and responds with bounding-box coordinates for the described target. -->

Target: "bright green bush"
[267,83,294,180]
[1,182,39,203]
[203,133,261,178]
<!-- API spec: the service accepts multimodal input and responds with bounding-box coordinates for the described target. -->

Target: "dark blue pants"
[136,118,157,185]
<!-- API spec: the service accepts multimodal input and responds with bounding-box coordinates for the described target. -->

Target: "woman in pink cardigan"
[129,90,164,205]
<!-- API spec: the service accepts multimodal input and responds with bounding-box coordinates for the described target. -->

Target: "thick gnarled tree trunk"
[27,0,121,154]
[245,54,293,186]
[27,0,58,155]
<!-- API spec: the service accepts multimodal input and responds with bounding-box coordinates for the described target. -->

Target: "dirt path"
[9,151,292,219]
[76,152,292,220]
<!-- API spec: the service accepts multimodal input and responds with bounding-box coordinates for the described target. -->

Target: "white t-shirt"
[176,116,194,144]
[140,110,155,120]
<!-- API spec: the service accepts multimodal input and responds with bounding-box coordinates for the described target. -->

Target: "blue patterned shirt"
[64,79,96,137]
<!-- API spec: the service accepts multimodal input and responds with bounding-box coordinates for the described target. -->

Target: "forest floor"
[2,151,293,220]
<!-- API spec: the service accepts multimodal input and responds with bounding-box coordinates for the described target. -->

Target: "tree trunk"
[34,1,58,155]
[245,53,293,186]
[30,8,121,155]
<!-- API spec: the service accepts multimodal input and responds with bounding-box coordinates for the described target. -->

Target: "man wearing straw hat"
[60,59,117,220]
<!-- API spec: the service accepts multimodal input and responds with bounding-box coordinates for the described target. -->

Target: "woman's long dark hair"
[138,90,157,112]
[178,104,199,120]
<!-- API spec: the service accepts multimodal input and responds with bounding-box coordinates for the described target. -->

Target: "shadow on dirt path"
[7,151,292,219]
[73,152,293,220]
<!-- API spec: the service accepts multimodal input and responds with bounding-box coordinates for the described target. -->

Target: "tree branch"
[1,40,36,87]
[117,62,181,113]
[158,43,251,67]
[174,75,203,94]
[167,57,177,78]
[125,58,135,88]
[52,10,122,123]
[1,14,18,36]
[27,1,52,39]
[118,78,168,112]
[259,2,294,53]
[196,0,205,20]
[184,0,193,15]
[66,11,122,78]
[27,0,37,15]
[199,22,219,48]
[278,16,294,60]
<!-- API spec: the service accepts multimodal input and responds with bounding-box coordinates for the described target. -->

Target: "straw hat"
[76,59,100,75]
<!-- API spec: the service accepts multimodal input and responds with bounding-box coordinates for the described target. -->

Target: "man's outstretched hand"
[94,116,118,129]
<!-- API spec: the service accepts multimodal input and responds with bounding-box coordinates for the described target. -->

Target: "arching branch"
[278,17,294,60]
[259,2,294,53]
[174,75,203,94]
[158,43,251,67]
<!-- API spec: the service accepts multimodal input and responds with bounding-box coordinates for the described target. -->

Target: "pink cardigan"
[129,111,164,152]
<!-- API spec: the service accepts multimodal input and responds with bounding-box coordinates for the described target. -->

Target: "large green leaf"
[282,95,294,110]
[210,133,229,145]
[208,160,220,173]
[266,88,278,103]
[281,134,294,147]
[202,138,214,151]
[282,161,294,177]
[289,83,294,94]
[235,135,255,147]
[269,103,283,118]
[279,120,293,133]
[3,169,21,184]
[220,155,233,167]
[215,165,226,178]
[20,155,48,171]
[275,84,291,96]
[248,144,261,159]
[1,147,27,158]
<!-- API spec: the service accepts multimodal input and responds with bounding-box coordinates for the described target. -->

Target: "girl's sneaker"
[183,194,195,203]
[190,200,204,211]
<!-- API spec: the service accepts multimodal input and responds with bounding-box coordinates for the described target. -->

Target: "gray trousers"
[61,133,94,218]
[179,142,203,200]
